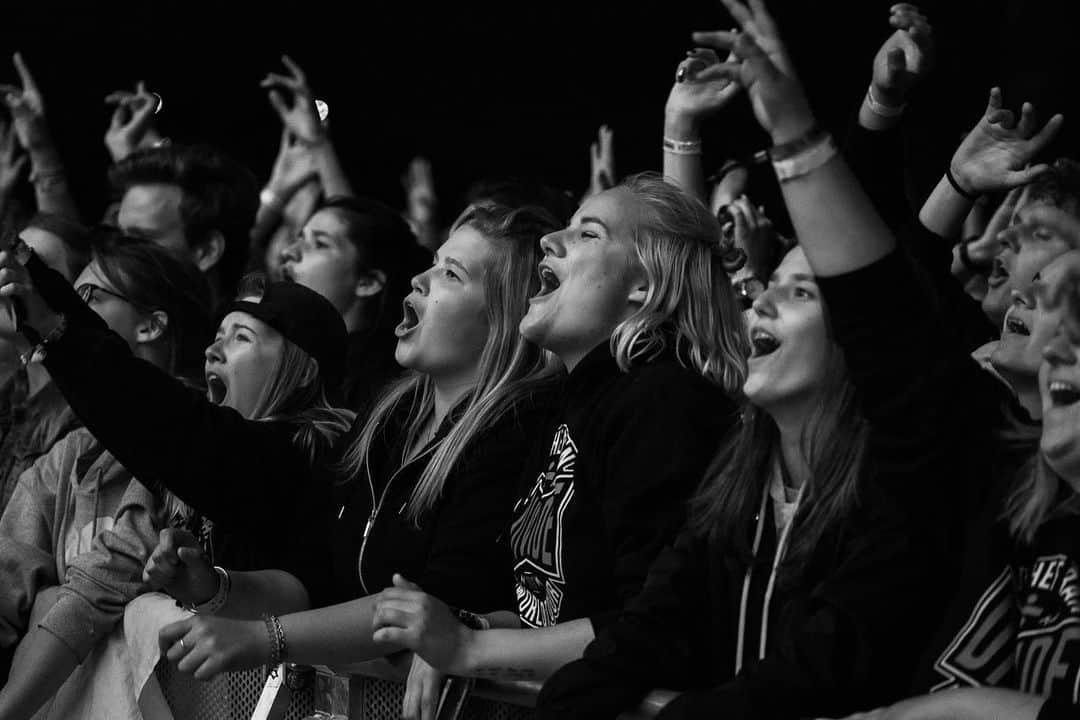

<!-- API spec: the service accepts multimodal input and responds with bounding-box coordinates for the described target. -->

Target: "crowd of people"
[0,0,1075,718]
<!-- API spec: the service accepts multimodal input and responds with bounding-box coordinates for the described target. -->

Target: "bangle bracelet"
[772,134,838,182]
[662,137,703,156]
[946,166,979,202]
[865,85,907,118]
[190,566,231,615]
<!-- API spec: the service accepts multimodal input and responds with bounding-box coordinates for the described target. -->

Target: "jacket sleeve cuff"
[38,591,117,662]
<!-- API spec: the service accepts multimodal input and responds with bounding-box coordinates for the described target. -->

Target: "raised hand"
[961,186,1023,269]
[666,48,741,124]
[692,0,815,145]
[402,156,437,227]
[0,117,28,200]
[159,615,268,681]
[870,4,934,106]
[371,574,473,674]
[402,653,447,720]
[0,53,51,152]
[261,55,324,145]
[265,129,319,204]
[950,88,1064,195]
[587,125,615,197]
[142,528,219,607]
[104,81,164,162]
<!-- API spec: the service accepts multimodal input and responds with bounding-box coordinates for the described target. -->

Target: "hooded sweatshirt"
[510,344,738,631]
[0,427,161,661]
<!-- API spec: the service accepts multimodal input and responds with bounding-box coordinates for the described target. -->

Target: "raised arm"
[104,82,166,164]
[262,55,353,198]
[663,48,740,201]
[0,249,312,529]
[919,88,1063,240]
[695,0,894,276]
[0,53,79,221]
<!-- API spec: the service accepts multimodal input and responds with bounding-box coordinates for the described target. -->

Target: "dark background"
[0,0,1075,224]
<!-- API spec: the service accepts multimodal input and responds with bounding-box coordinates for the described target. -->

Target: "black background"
[0,0,1075,224]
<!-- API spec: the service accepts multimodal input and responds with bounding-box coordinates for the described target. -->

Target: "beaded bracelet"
[262,614,287,667]
[453,608,491,631]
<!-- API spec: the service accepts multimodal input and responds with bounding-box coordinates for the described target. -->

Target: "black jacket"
[537,251,990,719]
[509,344,738,630]
[24,253,336,600]
[325,382,560,612]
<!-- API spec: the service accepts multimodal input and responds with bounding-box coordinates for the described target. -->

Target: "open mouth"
[987,259,1009,288]
[749,327,781,358]
[534,264,561,298]
[1049,380,1080,408]
[396,297,421,337]
[206,373,228,405]
[1004,314,1030,336]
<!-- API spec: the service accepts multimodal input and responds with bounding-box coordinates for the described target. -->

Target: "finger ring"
[179,638,187,651]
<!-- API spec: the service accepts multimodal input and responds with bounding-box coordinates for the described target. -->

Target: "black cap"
[220,281,348,391]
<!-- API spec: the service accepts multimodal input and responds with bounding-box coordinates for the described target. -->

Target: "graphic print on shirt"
[933,555,1080,701]
[510,424,577,628]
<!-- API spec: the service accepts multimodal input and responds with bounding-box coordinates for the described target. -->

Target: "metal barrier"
[157,656,679,719]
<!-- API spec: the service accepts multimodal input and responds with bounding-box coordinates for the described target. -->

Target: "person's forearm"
[857,94,902,132]
[311,141,353,198]
[217,569,310,620]
[779,151,896,276]
[280,595,401,666]
[460,618,594,682]
[28,145,79,222]
[0,626,79,720]
[662,112,706,202]
[919,174,974,240]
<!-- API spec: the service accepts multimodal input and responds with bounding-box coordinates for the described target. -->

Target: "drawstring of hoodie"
[735,476,804,674]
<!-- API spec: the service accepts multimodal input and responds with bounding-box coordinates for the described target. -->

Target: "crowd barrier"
[156,656,679,719]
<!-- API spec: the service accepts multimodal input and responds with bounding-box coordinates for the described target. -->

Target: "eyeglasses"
[76,283,147,310]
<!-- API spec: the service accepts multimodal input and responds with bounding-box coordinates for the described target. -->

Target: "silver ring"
[179,638,187,651]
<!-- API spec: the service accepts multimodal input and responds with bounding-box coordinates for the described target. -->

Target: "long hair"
[1005,454,1080,543]
[90,229,213,384]
[609,173,747,396]
[690,341,870,583]
[338,203,561,523]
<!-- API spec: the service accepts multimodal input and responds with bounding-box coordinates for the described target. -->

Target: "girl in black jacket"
[369,172,748,712]
[150,202,563,679]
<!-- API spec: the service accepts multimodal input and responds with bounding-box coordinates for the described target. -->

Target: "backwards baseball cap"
[220,280,348,391]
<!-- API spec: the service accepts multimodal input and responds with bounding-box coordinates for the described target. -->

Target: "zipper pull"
[363,512,376,540]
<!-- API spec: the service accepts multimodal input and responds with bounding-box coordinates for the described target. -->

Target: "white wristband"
[772,134,839,182]
[865,85,907,118]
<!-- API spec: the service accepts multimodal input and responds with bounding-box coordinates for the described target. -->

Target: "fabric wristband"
[865,84,907,118]
[663,136,703,156]
[772,134,838,182]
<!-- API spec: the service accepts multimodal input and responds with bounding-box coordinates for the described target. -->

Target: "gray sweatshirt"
[0,427,163,660]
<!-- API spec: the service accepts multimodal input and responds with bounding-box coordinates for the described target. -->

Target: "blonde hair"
[338,204,561,523]
[609,173,747,395]
[1006,443,1080,544]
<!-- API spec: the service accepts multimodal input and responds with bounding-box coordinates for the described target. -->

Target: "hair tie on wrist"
[946,166,979,202]
[957,238,988,275]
